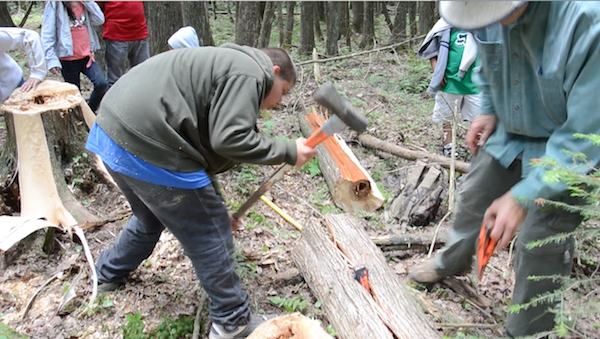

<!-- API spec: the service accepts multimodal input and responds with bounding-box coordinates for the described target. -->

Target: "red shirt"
[100,1,149,41]
[60,2,92,61]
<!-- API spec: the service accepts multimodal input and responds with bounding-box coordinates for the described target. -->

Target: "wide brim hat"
[439,1,528,30]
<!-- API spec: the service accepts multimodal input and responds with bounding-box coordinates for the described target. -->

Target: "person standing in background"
[97,1,150,87]
[418,18,481,157]
[41,1,108,112]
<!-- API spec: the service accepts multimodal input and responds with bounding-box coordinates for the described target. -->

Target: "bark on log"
[358,134,471,173]
[0,80,99,226]
[298,109,385,213]
[292,214,441,339]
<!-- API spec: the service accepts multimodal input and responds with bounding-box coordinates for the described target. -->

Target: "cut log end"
[247,314,333,339]
[0,80,83,116]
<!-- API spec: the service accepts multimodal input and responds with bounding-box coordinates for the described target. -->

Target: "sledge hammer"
[233,83,369,219]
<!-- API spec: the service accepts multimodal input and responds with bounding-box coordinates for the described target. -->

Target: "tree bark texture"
[277,2,284,48]
[181,1,214,46]
[381,2,393,33]
[372,232,448,252]
[144,1,183,56]
[313,4,323,41]
[258,1,275,48]
[283,1,295,49]
[235,1,262,47]
[298,109,384,213]
[326,2,343,56]
[300,2,315,56]
[292,214,442,339]
[359,1,375,49]
[358,134,471,173]
[351,1,364,34]
[390,1,408,44]
[417,2,436,36]
[0,2,15,27]
[408,2,417,43]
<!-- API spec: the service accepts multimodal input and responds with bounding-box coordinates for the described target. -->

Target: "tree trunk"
[300,2,315,56]
[283,1,295,49]
[417,2,436,36]
[93,25,106,75]
[292,214,442,339]
[372,232,448,252]
[359,1,375,49]
[326,2,343,56]
[299,109,384,213]
[408,1,417,44]
[344,2,351,52]
[277,2,284,48]
[0,2,15,27]
[235,1,262,47]
[181,1,214,46]
[381,2,393,33]
[258,1,275,48]
[358,134,471,173]
[390,1,408,44]
[144,1,184,56]
[351,1,363,34]
[313,3,323,41]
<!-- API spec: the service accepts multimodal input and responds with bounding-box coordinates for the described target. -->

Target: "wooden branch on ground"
[297,34,426,66]
[299,108,385,213]
[358,134,470,173]
[371,231,448,252]
[292,214,441,339]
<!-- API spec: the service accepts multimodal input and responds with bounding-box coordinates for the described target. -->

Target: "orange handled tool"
[477,221,498,280]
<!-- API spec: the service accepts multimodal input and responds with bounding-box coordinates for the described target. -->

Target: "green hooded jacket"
[96,43,297,175]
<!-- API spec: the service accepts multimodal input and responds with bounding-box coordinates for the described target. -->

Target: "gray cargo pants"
[95,168,249,327]
[435,151,583,337]
[104,38,150,86]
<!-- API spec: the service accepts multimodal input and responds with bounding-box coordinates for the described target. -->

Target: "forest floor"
[1,6,598,339]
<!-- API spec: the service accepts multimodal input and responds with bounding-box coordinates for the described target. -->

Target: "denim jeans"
[104,38,150,86]
[435,151,583,337]
[95,168,249,327]
[60,57,108,112]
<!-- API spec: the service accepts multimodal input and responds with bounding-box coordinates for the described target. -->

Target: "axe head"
[313,83,369,134]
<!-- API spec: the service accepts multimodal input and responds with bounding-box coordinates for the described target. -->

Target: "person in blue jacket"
[410,1,600,337]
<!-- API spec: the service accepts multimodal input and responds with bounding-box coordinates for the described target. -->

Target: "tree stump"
[298,108,384,213]
[0,80,98,226]
[247,314,333,339]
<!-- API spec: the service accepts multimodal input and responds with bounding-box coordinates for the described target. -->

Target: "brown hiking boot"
[408,258,444,284]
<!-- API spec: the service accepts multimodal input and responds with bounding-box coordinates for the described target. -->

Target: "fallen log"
[292,214,441,339]
[358,134,471,173]
[298,108,384,213]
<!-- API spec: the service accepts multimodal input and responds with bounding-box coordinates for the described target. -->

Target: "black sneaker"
[443,143,457,158]
[209,314,275,339]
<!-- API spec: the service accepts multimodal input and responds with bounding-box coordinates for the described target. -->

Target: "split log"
[292,214,441,339]
[358,134,471,173]
[388,161,448,228]
[298,108,384,213]
[0,80,99,227]
[247,314,333,339]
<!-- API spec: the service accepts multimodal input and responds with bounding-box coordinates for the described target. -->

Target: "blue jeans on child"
[95,168,250,327]
[60,57,108,112]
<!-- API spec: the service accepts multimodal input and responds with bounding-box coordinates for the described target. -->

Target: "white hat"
[439,1,527,30]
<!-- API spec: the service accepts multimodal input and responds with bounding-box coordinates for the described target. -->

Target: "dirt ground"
[2,37,597,338]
